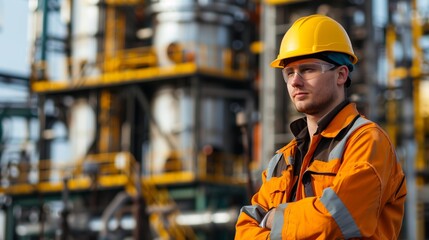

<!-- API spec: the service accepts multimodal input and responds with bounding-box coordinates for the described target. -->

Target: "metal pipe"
[40,0,48,65]
[99,191,130,238]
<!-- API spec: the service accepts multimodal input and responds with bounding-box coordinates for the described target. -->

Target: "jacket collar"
[290,100,359,139]
[321,102,360,138]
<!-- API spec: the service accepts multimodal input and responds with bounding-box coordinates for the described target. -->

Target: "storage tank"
[149,0,248,69]
[147,85,193,174]
[146,85,244,175]
[70,0,101,79]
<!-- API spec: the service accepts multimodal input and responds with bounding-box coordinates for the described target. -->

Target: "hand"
[266,208,276,229]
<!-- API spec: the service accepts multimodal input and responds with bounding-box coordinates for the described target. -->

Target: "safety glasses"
[282,62,337,83]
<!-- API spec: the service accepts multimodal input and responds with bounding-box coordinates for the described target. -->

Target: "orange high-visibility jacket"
[235,103,407,239]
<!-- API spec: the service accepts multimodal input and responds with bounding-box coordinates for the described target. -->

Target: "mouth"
[293,92,308,99]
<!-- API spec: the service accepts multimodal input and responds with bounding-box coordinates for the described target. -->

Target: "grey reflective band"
[266,153,283,181]
[241,205,268,223]
[320,188,362,238]
[270,203,288,240]
[287,155,294,165]
[329,117,371,161]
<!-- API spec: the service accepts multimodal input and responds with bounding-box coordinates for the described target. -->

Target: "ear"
[336,66,349,86]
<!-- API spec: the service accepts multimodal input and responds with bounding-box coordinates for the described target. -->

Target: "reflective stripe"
[270,203,288,240]
[329,117,371,161]
[320,188,361,238]
[287,155,294,165]
[241,205,268,224]
[266,153,283,181]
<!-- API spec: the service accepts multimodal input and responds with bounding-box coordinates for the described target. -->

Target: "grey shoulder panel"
[266,153,283,181]
[329,117,371,160]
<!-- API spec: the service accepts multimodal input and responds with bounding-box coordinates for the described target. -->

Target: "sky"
[0,0,30,102]
[0,0,30,76]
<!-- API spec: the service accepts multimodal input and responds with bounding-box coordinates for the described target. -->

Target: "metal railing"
[31,42,248,92]
[0,151,197,239]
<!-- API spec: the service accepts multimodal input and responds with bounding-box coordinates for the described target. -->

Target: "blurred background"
[0,0,428,239]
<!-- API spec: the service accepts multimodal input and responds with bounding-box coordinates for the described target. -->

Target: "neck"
[305,93,348,136]
[305,98,345,136]
[306,115,319,136]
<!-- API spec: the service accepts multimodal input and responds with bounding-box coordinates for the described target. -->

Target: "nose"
[287,72,303,86]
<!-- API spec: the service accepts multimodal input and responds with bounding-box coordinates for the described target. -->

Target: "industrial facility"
[0,0,428,239]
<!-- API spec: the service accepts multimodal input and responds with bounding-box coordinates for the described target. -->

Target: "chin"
[294,104,308,113]
[295,106,317,115]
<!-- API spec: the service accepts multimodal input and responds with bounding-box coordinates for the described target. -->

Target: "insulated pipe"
[15,208,240,236]
[174,208,240,229]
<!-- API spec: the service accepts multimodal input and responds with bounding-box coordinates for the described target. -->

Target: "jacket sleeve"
[235,150,294,240]
[270,126,407,239]
[234,170,271,240]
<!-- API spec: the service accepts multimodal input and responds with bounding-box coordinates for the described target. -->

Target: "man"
[235,14,407,239]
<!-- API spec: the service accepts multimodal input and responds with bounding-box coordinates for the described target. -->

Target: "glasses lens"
[282,63,335,83]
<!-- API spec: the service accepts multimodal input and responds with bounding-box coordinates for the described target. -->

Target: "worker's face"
[284,58,348,118]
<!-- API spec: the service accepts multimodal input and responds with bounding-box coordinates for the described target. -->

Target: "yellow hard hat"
[271,14,358,68]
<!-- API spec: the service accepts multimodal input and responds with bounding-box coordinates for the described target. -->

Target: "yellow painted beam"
[31,63,198,93]
[143,172,196,185]
[31,63,248,93]
[264,0,309,5]
[38,182,63,192]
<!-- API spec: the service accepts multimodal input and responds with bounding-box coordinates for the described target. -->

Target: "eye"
[299,65,317,73]
[284,68,295,77]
